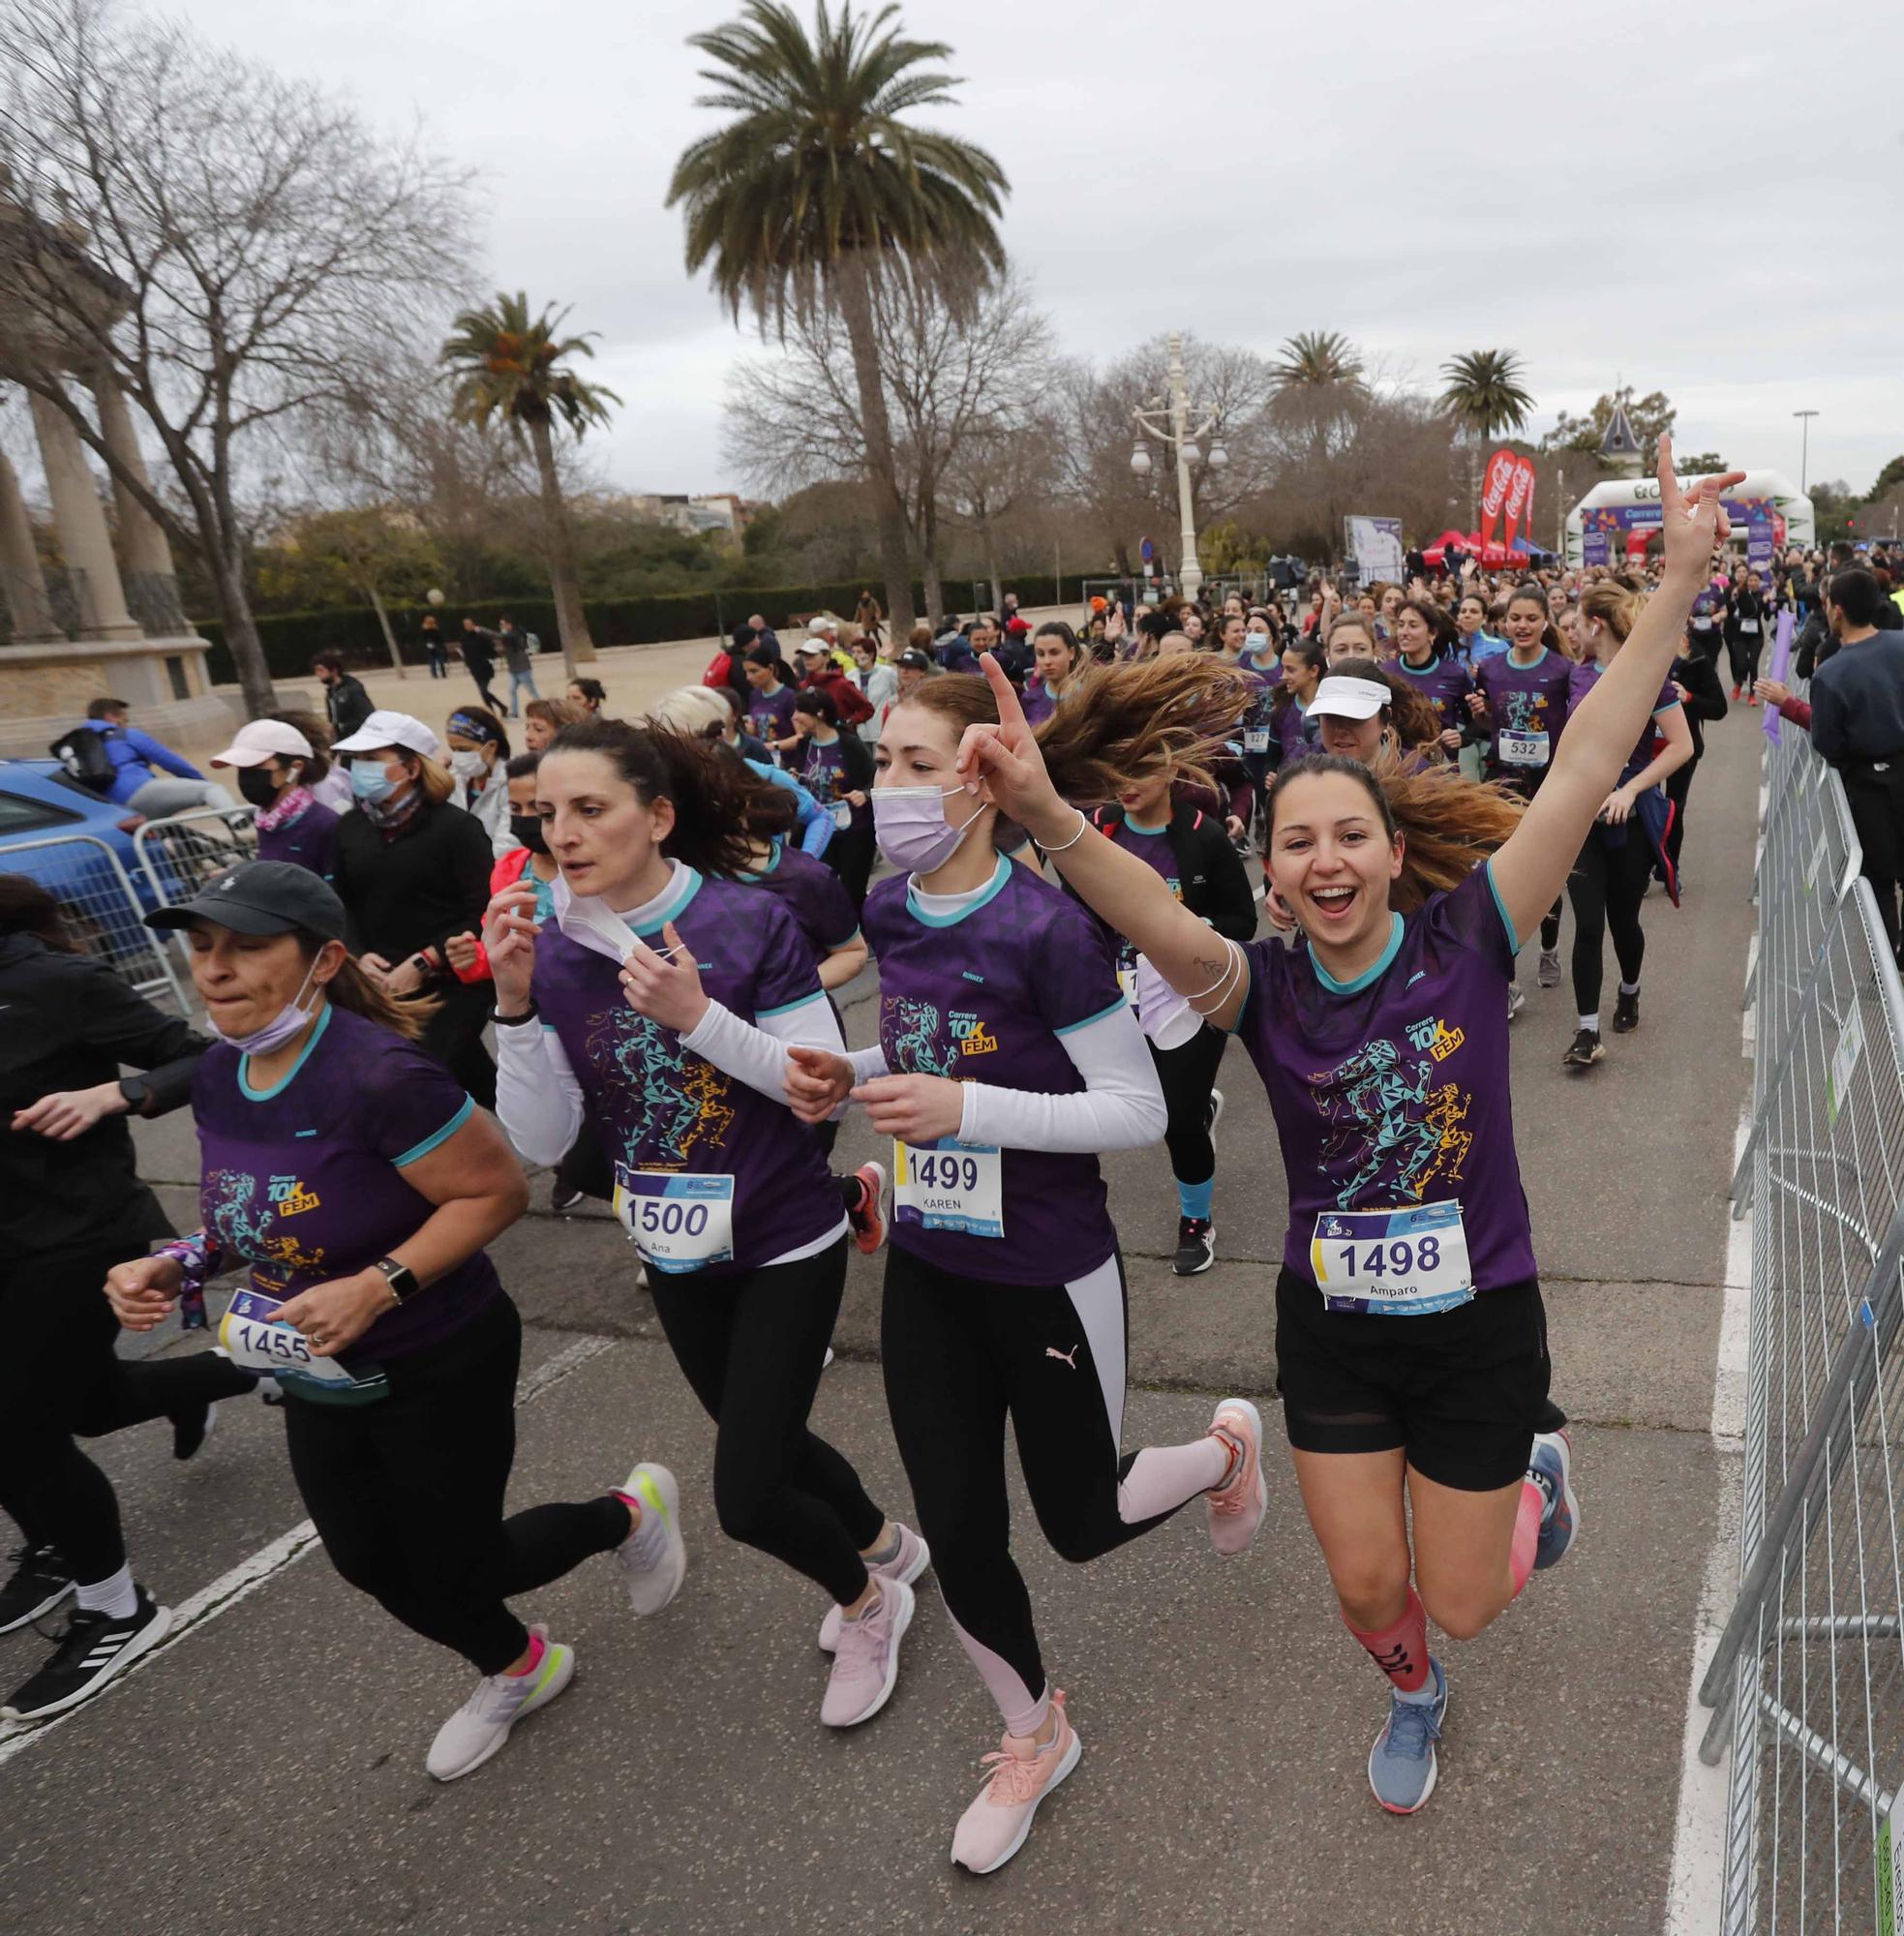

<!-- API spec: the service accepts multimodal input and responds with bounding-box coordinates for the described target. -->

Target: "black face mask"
[510,814,549,856]
[237,765,281,808]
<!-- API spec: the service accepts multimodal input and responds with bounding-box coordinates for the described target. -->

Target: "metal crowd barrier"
[132,803,257,911]
[1701,717,1904,1933]
[0,832,190,1013]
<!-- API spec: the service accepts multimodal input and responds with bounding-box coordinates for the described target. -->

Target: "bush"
[193,574,1104,684]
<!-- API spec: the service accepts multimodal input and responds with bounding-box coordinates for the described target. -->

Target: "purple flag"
[1763,609,1795,748]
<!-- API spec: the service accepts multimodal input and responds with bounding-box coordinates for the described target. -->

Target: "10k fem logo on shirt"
[266,1175,321,1216]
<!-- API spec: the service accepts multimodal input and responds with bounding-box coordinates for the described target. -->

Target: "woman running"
[1454,591,1508,669]
[1559,580,1694,1066]
[790,686,877,912]
[1309,664,1443,772]
[947,439,1738,1819]
[522,697,582,756]
[781,660,1270,1873]
[1273,635,1327,769]
[850,635,897,744]
[1724,568,1768,702]
[1083,764,1255,1276]
[109,861,680,1778]
[567,678,609,720]
[1021,622,1086,727]
[486,719,921,1729]
[210,718,342,883]
[1392,598,1474,764]
[1468,586,1576,1013]
[743,644,802,762]
[0,878,257,1722]
[444,708,514,857]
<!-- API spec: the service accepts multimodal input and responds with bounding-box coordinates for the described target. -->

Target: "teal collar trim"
[1507,645,1549,670]
[1124,816,1170,835]
[1309,913,1405,995]
[239,1001,333,1102]
[1402,651,1438,673]
[907,853,1011,927]
[630,865,704,938]
[738,837,784,886]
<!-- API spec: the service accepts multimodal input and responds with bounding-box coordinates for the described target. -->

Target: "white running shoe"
[951,1689,1083,1874]
[1206,1398,1268,1558]
[820,1574,915,1727]
[819,1523,932,1651]
[1507,983,1526,1021]
[426,1625,575,1781]
[615,1463,686,1617]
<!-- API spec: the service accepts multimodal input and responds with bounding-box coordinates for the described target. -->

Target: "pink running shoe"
[951,1689,1082,1875]
[818,1523,931,1652]
[1206,1398,1267,1558]
[819,1575,915,1727]
[848,1161,888,1255]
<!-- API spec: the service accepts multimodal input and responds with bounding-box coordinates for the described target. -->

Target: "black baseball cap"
[145,859,348,941]
[896,648,931,672]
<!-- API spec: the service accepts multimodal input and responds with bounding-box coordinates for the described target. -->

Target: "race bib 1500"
[613,1169,735,1273]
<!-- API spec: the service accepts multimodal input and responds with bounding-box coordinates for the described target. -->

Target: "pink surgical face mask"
[213,957,322,1053]
[870,784,984,874]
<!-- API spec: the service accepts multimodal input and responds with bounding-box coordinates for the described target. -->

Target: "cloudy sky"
[178,0,1903,499]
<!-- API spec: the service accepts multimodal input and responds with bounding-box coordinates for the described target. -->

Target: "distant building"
[610,491,758,536]
[1599,400,1646,480]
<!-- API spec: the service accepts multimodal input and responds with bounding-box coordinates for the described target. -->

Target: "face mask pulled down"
[213,956,323,1054]
[871,784,985,874]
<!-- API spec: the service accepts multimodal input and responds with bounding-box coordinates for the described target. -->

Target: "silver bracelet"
[1042,809,1090,854]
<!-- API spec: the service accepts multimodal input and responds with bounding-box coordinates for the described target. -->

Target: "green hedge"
[194,574,1103,684]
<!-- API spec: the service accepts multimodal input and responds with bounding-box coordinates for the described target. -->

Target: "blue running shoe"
[1368,1657,1446,1815]
[1528,1429,1580,1571]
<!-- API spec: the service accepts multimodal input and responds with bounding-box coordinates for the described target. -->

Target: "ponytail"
[294,939,438,1040]
[1577,579,1641,644]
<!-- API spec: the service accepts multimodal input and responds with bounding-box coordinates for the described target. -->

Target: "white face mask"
[449,747,486,782]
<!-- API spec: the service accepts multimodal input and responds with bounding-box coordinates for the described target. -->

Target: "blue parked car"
[0,759,251,963]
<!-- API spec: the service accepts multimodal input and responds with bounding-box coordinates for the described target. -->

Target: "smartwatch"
[118,1074,150,1114]
[375,1256,422,1305]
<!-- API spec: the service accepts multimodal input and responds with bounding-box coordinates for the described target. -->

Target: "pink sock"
[1509,1475,1544,1599]
[505,1630,546,1679]
[1115,1436,1232,1524]
[1345,1588,1431,1693]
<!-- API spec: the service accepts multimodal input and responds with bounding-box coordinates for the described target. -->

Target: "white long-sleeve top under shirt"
[847,874,1166,1154]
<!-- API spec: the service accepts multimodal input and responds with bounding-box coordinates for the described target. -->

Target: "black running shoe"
[1172,1217,1217,1277]
[1614,989,1640,1034]
[1203,1088,1225,1144]
[1562,1028,1605,1069]
[2,1589,171,1721]
[551,1185,586,1214]
[170,1401,214,1462]
[0,1545,74,1635]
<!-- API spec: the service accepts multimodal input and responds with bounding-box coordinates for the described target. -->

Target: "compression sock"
[1509,1474,1546,1599]
[505,1631,547,1679]
[1177,1176,1215,1222]
[76,1564,138,1620]
[1618,980,1641,996]
[1577,1013,1600,1034]
[1345,1588,1432,1695]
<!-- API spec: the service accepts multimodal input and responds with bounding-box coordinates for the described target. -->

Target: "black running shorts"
[1273,1266,1565,1493]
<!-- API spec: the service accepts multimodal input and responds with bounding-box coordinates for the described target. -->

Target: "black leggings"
[417,980,497,1111]
[1725,628,1765,689]
[0,1248,257,1584]
[648,1236,881,1606]
[283,1293,628,1676]
[1666,758,1696,870]
[881,1245,1209,1728]
[1148,1022,1227,1186]
[1843,762,1904,960]
[1568,824,1652,1015]
[823,823,877,914]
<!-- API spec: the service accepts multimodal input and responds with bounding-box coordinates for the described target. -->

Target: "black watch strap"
[375,1256,422,1304]
[118,1074,150,1112]
[492,1001,539,1027]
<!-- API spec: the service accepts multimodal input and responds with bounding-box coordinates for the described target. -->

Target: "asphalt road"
[0,706,1763,1935]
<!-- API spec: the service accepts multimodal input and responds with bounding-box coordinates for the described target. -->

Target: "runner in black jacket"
[1667,644,1727,879]
[1081,784,1257,1276]
[0,876,256,1720]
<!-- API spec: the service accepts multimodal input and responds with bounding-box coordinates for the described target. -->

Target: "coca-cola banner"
[1516,458,1537,554]
[1479,449,1517,550]
[1502,459,1533,553]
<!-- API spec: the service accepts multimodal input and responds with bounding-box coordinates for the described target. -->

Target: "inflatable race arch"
[1565,469,1814,570]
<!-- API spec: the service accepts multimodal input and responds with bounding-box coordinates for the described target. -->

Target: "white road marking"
[0,1332,618,1767]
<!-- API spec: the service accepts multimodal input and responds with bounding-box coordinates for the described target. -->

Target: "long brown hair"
[1266,753,1526,911]
[1577,579,1641,645]
[0,873,80,953]
[895,655,1259,809]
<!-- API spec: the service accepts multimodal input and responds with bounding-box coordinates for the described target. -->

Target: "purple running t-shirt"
[1233,862,1538,1307]
[1473,648,1574,796]
[739,836,860,960]
[1275,693,1318,766]
[1100,815,1181,984]
[797,735,868,833]
[1567,658,1682,774]
[531,868,839,1274]
[1020,678,1062,727]
[192,1004,499,1368]
[861,856,1125,1286]
[747,682,800,758]
[1395,651,1475,739]
[256,798,342,884]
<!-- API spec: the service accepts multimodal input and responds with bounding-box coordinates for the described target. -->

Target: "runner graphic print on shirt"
[1310,1021,1474,1212]
[581,1003,736,1170]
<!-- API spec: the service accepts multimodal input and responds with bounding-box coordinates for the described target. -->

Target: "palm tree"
[1438,348,1534,509]
[440,292,620,671]
[667,0,1008,632]
[1270,331,1367,393]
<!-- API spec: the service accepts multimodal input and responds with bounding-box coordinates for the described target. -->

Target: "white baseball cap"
[805,615,839,637]
[330,710,443,759]
[209,719,315,768]
[1308,675,1389,722]
[795,636,831,656]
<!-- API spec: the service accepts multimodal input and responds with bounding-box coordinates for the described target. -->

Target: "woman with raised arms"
[943,441,1741,1818]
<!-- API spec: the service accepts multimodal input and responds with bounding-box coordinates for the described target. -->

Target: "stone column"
[92,367,185,633]
[28,388,140,641]
[0,445,61,641]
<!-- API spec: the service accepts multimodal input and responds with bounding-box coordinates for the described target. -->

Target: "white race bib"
[613,1169,735,1273]
[831,800,853,829]
[219,1286,364,1387]
[1310,1202,1473,1315]
[1498,729,1550,768]
[1740,619,1759,633]
[1244,728,1271,754]
[894,1138,1003,1238]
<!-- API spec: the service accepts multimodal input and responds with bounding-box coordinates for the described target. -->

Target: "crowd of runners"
[0,442,1789,1868]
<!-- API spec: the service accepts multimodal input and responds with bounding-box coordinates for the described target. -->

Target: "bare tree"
[724,267,1054,625]
[0,0,473,711]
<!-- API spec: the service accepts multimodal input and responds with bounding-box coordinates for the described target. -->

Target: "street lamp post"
[1130,331,1226,601]
[1794,408,1819,494]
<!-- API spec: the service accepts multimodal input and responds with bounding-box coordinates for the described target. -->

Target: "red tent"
[1422,529,1529,571]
